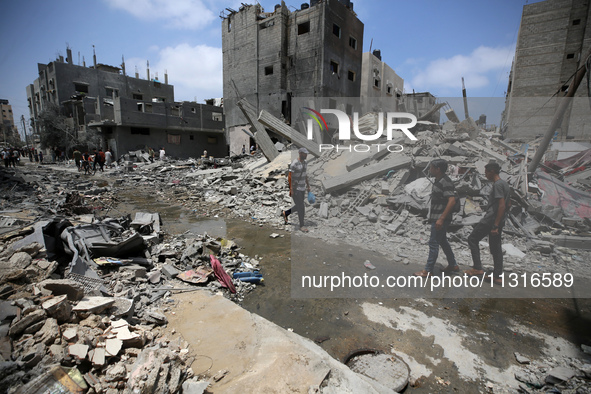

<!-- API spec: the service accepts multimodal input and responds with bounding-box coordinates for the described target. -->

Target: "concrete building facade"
[26,47,226,159]
[502,0,591,141]
[359,50,404,114]
[400,92,439,123]
[0,99,20,146]
[221,0,363,153]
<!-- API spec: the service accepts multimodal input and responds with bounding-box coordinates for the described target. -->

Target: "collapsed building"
[221,0,365,155]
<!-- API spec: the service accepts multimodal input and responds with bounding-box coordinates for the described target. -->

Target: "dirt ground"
[112,177,591,393]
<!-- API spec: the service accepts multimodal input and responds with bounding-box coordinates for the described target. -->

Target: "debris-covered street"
[1,114,591,393]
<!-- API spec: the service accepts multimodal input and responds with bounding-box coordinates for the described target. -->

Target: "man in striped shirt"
[281,147,311,232]
[415,159,459,277]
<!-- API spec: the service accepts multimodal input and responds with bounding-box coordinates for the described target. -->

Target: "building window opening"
[212,112,223,121]
[190,135,194,140]
[566,53,575,59]
[228,17,232,32]
[105,88,119,98]
[138,103,152,113]
[131,127,150,135]
[171,107,180,116]
[349,36,357,49]
[333,23,341,38]
[298,21,310,35]
[191,107,196,113]
[133,93,143,100]
[348,70,355,81]
[573,19,581,25]
[386,84,393,95]
[330,60,339,74]
[74,83,89,94]
[373,77,381,89]
[265,65,274,75]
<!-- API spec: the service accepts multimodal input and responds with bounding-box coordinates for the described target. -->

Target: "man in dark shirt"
[465,162,511,283]
[415,159,459,277]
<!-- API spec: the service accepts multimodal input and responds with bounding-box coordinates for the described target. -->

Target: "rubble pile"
[96,116,591,281]
[512,351,591,393]
[0,174,267,393]
[0,109,590,392]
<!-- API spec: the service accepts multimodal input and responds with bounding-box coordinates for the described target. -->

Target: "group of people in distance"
[72,148,114,172]
[279,150,511,282]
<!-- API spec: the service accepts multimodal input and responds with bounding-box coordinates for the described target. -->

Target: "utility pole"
[21,115,29,150]
[462,77,470,120]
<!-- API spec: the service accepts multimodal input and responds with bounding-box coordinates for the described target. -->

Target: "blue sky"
[0,0,541,138]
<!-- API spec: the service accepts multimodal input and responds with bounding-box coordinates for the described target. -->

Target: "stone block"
[8,252,32,269]
[9,309,46,337]
[37,318,60,345]
[39,279,85,301]
[42,294,72,323]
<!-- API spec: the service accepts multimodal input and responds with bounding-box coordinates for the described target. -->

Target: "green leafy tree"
[37,103,73,150]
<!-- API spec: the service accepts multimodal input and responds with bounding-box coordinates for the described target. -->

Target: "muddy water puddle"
[115,189,591,390]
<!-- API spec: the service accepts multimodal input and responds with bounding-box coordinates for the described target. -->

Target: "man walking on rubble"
[73,148,82,170]
[465,162,511,284]
[414,159,459,277]
[281,147,311,232]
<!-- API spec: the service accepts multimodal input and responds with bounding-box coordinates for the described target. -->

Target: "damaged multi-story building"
[221,0,364,154]
[0,99,21,147]
[359,49,404,115]
[26,47,227,159]
[502,0,591,152]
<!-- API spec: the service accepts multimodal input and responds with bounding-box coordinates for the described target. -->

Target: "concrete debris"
[1,108,591,393]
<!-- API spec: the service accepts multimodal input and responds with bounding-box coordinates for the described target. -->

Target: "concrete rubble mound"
[0,109,590,392]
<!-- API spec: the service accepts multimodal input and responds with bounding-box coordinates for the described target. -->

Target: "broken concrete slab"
[237,99,280,162]
[39,279,85,301]
[258,110,320,158]
[91,347,106,367]
[41,294,71,323]
[545,366,576,384]
[105,338,123,357]
[345,140,405,172]
[463,140,507,163]
[322,156,412,194]
[8,309,46,337]
[72,297,116,314]
[68,343,89,360]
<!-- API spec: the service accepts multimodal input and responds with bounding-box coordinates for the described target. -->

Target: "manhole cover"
[347,352,410,392]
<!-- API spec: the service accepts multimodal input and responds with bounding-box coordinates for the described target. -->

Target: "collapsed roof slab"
[322,156,412,194]
[258,110,321,158]
[345,139,405,172]
[237,99,280,162]
[463,140,508,163]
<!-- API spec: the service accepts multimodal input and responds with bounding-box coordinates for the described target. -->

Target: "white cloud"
[410,45,515,94]
[104,0,215,30]
[127,44,223,102]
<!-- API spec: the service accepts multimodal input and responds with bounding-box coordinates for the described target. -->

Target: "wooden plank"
[236,99,280,162]
[322,156,412,194]
[258,110,321,157]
